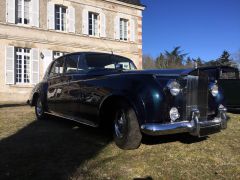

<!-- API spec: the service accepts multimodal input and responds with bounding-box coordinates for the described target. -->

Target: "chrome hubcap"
[36,99,43,116]
[114,111,126,138]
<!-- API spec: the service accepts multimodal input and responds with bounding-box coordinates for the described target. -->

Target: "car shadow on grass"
[142,133,207,145]
[0,115,112,180]
[228,110,240,114]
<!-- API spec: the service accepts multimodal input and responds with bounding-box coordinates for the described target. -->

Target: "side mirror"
[116,63,124,70]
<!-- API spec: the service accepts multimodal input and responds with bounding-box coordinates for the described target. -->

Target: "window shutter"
[100,13,106,37]
[82,9,88,35]
[47,2,55,29]
[31,48,39,84]
[42,49,53,73]
[31,0,39,27]
[130,19,135,42]
[6,0,15,23]
[68,6,75,33]
[5,46,15,84]
[114,16,120,40]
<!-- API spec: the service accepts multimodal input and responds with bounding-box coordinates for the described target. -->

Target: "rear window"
[85,54,137,70]
[204,69,217,81]
[85,54,113,69]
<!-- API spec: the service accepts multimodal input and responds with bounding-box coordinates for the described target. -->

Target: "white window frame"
[55,5,67,31]
[15,48,31,84]
[17,0,31,25]
[88,12,99,36]
[120,18,128,41]
[53,51,67,60]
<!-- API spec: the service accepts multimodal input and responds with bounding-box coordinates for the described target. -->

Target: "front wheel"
[113,102,142,150]
[35,96,46,120]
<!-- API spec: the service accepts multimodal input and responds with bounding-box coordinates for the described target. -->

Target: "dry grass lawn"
[0,104,239,180]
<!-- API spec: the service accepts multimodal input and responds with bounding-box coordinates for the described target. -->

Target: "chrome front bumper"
[141,107,228,137]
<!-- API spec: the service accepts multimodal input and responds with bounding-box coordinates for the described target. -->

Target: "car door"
[218,68,240,108]
[65,53,111,125]
[47,56,66,114]
[60,54,85,118]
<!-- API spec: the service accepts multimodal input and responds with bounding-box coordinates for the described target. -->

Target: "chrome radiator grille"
[184,74,209,121]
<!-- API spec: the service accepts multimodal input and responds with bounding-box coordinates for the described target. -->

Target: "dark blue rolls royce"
[28,52,228,150]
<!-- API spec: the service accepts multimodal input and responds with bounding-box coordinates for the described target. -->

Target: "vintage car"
[193,66,240,112]
[28,52,228,150]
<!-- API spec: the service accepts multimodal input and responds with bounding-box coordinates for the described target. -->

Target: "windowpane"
[17,0,23,23]
[85,54,136,70]
[55,5,60,30]
[86,54,112,69]
[88,12,98,36]
[15,48,30,83]
[62,7,67,31]
[220,69,237,79]
[120,18,128,41]
[65,55,79,73]
[50,57,65,77]
[55,5,67,31]
[17,0,31,25]
[24,0,30,24]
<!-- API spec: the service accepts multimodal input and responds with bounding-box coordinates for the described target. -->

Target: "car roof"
[55,52,133,62]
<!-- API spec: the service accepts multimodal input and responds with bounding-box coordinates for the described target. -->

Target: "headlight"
[170,107,180,122]
[210,83,219,97]
[167,80,181,96]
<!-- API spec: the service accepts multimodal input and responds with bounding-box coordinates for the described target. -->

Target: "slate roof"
[117,0,143,6]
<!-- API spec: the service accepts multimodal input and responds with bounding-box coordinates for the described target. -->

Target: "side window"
[49,57,65,77]
[65,55,79,74]
[220,69,237,79]
[65,54,88,74]
[78,55,88,71]
[114,56,136,70]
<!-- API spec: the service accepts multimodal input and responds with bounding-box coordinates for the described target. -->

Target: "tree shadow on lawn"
[142,133,207,146]
[0,115,112,180]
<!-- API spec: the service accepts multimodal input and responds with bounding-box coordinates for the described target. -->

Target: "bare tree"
[142,55,156,69]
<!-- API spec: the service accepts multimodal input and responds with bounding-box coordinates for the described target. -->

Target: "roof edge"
[104,0,145,10]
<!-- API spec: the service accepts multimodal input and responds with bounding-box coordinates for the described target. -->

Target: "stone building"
[0,0,144,102]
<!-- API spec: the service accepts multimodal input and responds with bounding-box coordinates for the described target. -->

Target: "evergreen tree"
[155,53,166,69]
[164,46,187,68]
[185,57,193,68]
[218,50,232,66]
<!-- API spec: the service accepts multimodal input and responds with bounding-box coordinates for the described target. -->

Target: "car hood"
[122,69,194,76]
[87,68,195,77]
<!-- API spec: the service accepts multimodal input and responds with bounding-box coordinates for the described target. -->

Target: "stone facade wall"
[0,0,144,102]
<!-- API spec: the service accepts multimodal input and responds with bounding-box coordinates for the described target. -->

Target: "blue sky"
[141,0,240,61]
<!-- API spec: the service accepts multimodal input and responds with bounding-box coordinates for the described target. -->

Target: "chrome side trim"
[45,112,98,128]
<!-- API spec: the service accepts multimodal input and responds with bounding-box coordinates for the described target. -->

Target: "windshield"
[85,54,137,70]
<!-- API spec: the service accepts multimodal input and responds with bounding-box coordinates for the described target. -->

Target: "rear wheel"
[35,96,46,120]
[113,102,142,150]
